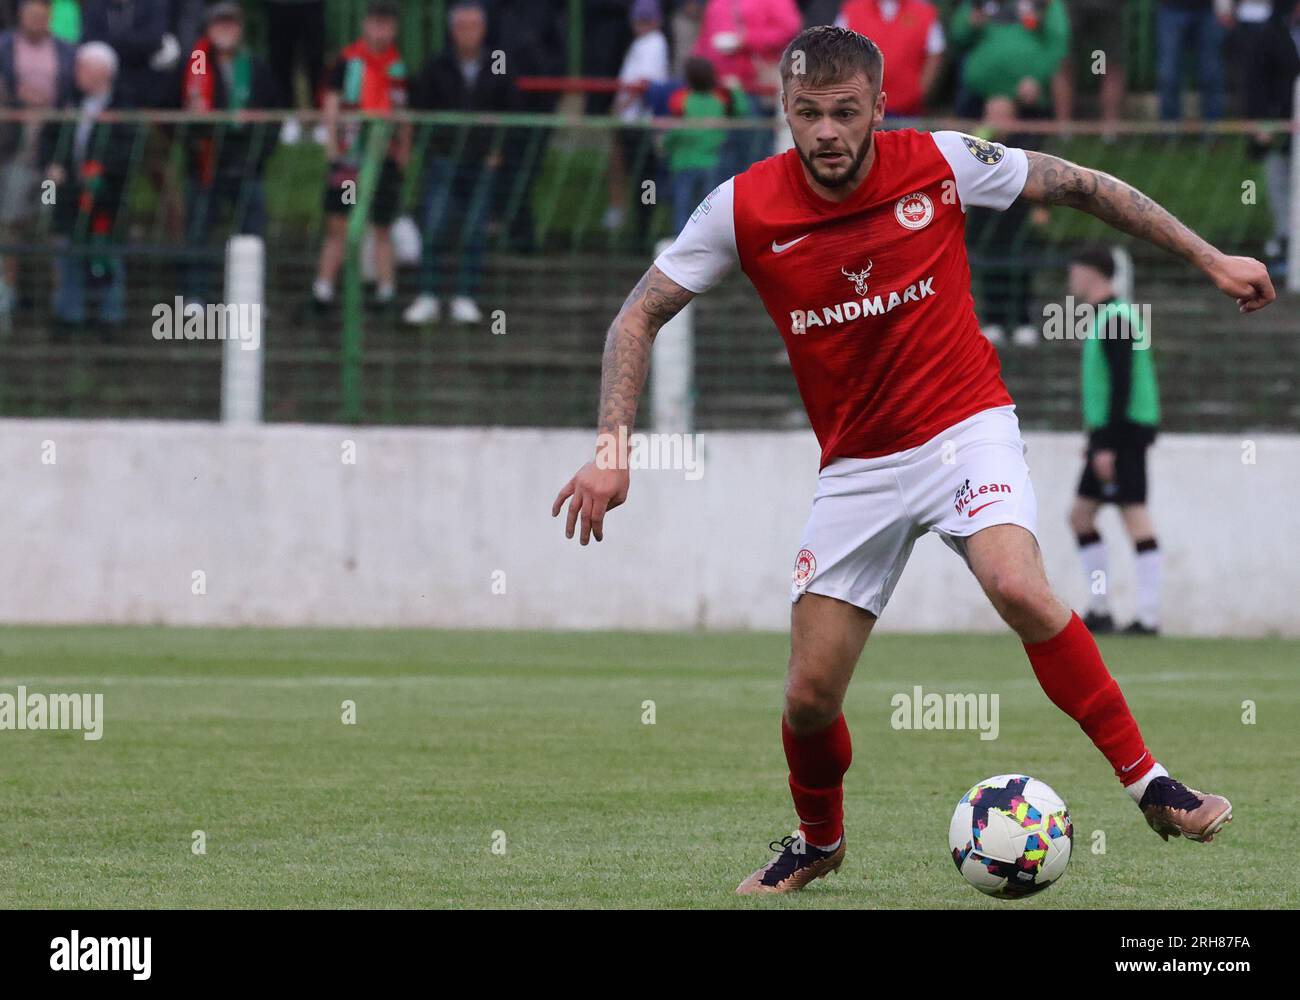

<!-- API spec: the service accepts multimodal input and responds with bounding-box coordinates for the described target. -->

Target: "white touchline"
[772,234,812,254]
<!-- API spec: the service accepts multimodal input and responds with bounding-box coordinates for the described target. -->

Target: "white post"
[1111,245,1134,302]
[651,238,694,431]
[221,235,264,424]
[1288,77,1300,294]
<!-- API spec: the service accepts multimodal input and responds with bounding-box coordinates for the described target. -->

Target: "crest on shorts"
[793,548,817,587]
[960,134,1005,165]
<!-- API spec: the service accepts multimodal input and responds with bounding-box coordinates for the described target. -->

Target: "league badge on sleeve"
[960,134,1006,165]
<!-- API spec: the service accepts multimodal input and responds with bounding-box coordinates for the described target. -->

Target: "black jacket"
[81,0,170,109]
[183,50,282,183]
[411,49,520,162]
[40,97,145,237]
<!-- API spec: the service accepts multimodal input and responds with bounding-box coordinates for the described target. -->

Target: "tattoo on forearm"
[1023,151,1217,272]
[597,266,693,436]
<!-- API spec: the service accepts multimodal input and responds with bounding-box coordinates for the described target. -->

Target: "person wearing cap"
[180,2,281,305]
[311,0,410,313]
[603,0,670,239]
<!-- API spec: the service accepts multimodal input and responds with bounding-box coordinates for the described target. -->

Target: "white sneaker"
[402,294,441,325]
[449,296,482,324]
[1012,324,1040,346]
[280,117,302,146]
[982,323,1005,345]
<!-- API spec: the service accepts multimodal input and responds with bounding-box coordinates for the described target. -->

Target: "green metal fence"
[0,110,1295,433]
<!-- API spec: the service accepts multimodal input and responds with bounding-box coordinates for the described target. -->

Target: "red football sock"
[781,713,852,847]
[1024,612,1155,786]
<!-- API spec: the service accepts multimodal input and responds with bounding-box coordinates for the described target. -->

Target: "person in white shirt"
[604,0,671,235]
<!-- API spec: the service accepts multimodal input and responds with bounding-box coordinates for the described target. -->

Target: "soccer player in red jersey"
[552,26,1273,894]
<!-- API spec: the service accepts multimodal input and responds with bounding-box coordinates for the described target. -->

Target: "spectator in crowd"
[671,0,705,77]
[1155,0,1231,121]
[1055,0,1128,139]
[1235,0,1300,270]
[837,0,945,117]
[0,0,75,314]
[967,99,1051,347]
[181,2,280,305]
[586,0,634,115]
[80,0,177,110]
[949,1,1070,119]
[311,0,409,313]
[801,0,843,27]
[403,0,517,326]
[604,0,670,235]
[42,41,138,337]
[692,0,801,102]
[664,55,747,232]
[263,0,326,143]
[486,0,567,249]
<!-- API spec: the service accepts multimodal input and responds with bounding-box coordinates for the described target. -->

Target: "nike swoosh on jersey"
[967,499,1006,518]
[771,234,811,254]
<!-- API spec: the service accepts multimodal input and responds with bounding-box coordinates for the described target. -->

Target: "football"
[949,773,1073,898]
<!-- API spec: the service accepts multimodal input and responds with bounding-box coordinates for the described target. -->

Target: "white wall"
[3,419,1296,635]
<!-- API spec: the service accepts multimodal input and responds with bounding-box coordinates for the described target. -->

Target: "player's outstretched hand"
[1208,254,1276,313]
[552,461,629,545]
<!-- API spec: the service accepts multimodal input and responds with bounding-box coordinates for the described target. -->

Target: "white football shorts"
[790,405,1038,615]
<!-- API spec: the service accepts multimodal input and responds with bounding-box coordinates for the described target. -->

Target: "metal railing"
[0,108,1296,433]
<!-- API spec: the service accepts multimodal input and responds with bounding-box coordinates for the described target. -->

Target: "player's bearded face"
[787,77,880,189]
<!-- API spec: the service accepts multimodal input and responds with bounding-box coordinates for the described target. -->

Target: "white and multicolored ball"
[949,773,1073,898]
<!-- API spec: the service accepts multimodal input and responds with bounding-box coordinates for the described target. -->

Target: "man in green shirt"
[1066,246,1162,636]
[949,0,1070,116]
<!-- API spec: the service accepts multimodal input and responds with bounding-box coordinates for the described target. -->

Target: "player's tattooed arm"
[596,265,695,437]
[1020,150,1275,313]
[552,265,695,545]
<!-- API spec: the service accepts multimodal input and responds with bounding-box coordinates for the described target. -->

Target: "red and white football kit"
[654,128,1036,615]
[651,130,1203,865]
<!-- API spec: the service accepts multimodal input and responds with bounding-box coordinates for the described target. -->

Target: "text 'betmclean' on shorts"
[790,405,1038,616]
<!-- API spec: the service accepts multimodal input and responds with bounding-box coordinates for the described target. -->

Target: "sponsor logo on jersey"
[789,275,937,335]
[953,477,1012,517]
[960,134,1005,165]
[793,548,817,587]
[841,261,873,295]
[772,234,811,254]
[895,191,934,230]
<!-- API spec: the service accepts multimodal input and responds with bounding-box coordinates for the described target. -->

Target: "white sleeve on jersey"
[931,130,1030,212]
[652,177,738,294]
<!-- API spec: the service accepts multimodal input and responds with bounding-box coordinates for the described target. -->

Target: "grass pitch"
[0,626,1294,909]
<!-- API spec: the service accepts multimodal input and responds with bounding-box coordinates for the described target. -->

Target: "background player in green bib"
[1067,246,1162,636]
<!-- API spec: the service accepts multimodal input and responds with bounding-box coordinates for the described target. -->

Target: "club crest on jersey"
[960,134,1005,165]
[793,548,817,587]
[842,261,873,295]
[895,191,934,231]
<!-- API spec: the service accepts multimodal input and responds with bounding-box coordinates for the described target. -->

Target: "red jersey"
[654,128,1029,468]
[838,1,942,116]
